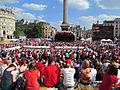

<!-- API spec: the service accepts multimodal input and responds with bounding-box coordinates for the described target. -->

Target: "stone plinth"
[61,23,69,31]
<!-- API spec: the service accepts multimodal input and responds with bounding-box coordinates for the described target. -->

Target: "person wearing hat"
[61,59,75,90]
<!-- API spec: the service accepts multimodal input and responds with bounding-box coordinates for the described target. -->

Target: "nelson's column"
[61,0,69,31]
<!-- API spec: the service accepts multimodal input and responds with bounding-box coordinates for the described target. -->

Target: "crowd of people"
[0,40,120,90]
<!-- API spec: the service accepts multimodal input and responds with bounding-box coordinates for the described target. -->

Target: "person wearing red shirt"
[43,57,60,87]
[24,61,40,90]
[36,60,45,79]
[36,59,45,86]
[100,65,118,90]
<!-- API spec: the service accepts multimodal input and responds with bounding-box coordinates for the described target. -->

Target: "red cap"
[66,59,72,65]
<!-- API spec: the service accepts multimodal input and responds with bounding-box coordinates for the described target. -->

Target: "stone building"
[113,18,120,38]
[0,8,16,40]
[16,19,57,38]
[69,24,82,39]
[69,25,92,40]
[103,18,120,39]
[38,22,57,38]
[83,29,92,39]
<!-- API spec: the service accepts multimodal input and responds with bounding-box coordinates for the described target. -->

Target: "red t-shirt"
[44,64,60,87]
[100,73,118,90]
[36,62,45,78]
[24,69,40,90]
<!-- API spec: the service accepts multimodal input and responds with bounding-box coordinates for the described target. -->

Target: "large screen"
[54,31,75,42]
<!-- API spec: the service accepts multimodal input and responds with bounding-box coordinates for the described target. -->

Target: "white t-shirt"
[90,68,97,83]
[117,69,120,83]
[0,64,8,76]
[62,67,75,87]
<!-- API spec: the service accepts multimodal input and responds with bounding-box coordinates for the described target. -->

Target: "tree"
[34,23,44,37]
[13,28,25,38]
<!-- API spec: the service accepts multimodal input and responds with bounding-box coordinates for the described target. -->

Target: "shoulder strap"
[74,81,80,89]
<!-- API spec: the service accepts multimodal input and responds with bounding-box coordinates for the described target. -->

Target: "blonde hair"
[81,60,90,69]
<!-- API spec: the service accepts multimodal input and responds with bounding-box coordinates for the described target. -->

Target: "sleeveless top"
[1,68,13,90]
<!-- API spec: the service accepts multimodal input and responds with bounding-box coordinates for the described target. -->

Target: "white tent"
[86,37,92,42]
[107,39,112,42]
[101,39,106,42]
[81,38,85,41]
[100,39,113,45]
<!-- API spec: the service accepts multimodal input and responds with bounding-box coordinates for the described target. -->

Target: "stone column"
[63,0,67,24]
[61,0,69,31]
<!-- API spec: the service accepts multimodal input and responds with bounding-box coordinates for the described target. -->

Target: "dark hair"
[107,65,118,76]
[8,64,16,68]
[7,64,16,70]
[19,59,25,66]
[28,61,36,70]
[48,56,53,65]
[12,58,15,63]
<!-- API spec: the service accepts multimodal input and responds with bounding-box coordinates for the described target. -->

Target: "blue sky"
[0,0,120,30]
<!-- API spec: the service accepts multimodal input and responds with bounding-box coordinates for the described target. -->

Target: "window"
[2,26,5,28]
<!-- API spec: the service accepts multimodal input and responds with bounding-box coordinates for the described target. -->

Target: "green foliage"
[16,20,44,38]
[13,28,25,38]
[26,23,44,38]
[34,23,44,37]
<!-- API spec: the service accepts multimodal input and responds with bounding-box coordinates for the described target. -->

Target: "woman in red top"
[43,56,60,87]
[24,61,40,90]
[100,65,118,90]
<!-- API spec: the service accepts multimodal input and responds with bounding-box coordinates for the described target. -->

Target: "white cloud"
[13,7,24,13]
[50,21,62,31]
[36,16,46,22]
[23,3,47,11]
[96,0,120,9]
[0,6,45,22]
[10,7,35,21]
[79,14,120,28]
[0,5,46,22]
[59,0,90,10]
[0,0,19,3]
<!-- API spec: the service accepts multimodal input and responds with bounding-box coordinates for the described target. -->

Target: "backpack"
[15,77,26,90]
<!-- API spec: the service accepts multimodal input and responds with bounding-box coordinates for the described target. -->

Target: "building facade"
[114,18,120,38]
[69,24,82,39]
[38,22,57,38]
[103,18,120,39]
[83,29,92,39]
[0,8,16,40]
[16,19,57,38]
[69,25,92,40]
[103,21,114,26]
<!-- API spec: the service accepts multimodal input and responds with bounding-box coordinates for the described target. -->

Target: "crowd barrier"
[4,46,21,51]
[2,45,84,51]
[23,46,50,49]
[23,46,84,49]
[55,46,84,49]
